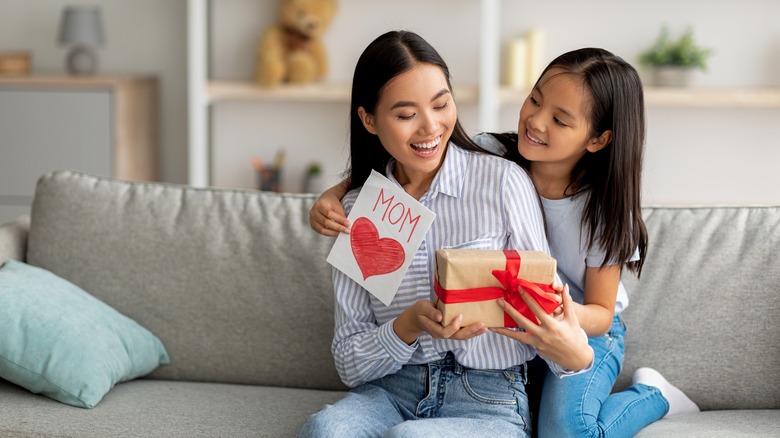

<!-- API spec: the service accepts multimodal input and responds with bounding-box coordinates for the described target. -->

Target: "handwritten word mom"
[372,188,422,243]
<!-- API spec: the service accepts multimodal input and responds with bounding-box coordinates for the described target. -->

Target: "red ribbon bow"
[491,250,560,327]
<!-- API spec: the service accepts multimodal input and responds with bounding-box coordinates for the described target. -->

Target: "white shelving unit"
[187,0,780,188]
[188,0,209,187]
[186,0,502,187]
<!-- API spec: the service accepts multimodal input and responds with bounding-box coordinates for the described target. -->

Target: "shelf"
[0,74,159,92]
[500,86,780,109]
[208,81,349,103]
[206,81,780,109]
[206,81,479,104]
[503,86,780,108]
[642,87,780,108]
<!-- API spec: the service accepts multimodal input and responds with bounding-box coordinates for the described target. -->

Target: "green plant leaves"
[639,26,713,71]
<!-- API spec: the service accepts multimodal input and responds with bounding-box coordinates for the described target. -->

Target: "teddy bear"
[255,0,338,87]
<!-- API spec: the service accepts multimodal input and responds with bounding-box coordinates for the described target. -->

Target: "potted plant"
[638,26,713,87]
[303,162,325,193]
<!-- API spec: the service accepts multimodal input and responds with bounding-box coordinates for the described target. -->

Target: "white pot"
[303,173,325,194]
[653,67,693,87]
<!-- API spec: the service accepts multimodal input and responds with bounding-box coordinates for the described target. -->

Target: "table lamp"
[58,6,105,75]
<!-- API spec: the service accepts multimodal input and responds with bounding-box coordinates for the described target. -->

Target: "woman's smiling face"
[358,62,456,186]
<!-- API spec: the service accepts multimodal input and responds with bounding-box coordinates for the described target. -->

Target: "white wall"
[2,0,779,204]
[211,0,780,204]
[0,0,188,184]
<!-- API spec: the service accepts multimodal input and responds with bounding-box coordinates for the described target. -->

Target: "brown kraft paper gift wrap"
[433,249,557,327]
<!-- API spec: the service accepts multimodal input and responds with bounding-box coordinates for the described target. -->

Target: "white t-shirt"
[473,133,636,312]
[541,194,634,312]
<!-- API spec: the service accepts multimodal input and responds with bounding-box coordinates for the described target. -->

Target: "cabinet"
[188,0,780,195]
[0,75,159,223]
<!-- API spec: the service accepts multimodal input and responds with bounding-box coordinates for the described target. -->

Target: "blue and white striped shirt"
[332,144,572,388]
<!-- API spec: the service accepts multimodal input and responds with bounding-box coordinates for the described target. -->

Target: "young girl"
[298,31,593,438]
[309,47,699,437]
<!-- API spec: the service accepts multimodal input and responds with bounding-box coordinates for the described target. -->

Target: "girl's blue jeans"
[298,353,531,438]
[535,315,669,438]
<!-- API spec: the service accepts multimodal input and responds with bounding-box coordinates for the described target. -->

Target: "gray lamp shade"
[58,6,105,47]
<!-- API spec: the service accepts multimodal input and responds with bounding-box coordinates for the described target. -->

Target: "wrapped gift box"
[433,249,557,327]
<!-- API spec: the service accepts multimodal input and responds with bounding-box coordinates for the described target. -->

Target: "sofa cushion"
[0,378,346,437]
[635,410,780,437]
[27,171,344,391]
[0,260,170,408]
[616,206,780,411]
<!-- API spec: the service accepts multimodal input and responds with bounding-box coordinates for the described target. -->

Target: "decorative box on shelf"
[0,51,31,76]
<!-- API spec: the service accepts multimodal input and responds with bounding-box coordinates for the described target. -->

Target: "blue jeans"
[298,353,531,438]
[536,315,669,438]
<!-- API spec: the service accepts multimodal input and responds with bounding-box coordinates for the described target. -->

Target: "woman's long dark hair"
[491,48,648,276]
[346,30,485,190]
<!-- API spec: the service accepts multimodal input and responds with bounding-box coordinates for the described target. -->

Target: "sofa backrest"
[616,206,780,410]
[28,171,345,391]
[27,172,780,408]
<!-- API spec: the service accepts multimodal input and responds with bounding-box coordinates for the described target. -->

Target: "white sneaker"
[633,367,700,417]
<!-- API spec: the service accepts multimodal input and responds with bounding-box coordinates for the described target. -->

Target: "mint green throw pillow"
[0,260,170,408]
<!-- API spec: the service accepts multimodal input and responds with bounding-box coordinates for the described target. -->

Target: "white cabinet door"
[0,88,112,223]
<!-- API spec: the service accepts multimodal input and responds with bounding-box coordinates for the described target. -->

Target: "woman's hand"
[309,182,350,237]
[393,300,488,345]
[491,285,593,371]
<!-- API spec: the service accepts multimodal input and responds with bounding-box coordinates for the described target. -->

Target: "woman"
[298,30,592,438]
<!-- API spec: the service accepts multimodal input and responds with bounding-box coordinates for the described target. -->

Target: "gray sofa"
[0,170,777,437]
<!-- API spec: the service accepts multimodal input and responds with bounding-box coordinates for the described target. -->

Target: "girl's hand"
[309,186,350,237]
[491,285,593,371]
[394,300,488,344]
[551,282,565,321]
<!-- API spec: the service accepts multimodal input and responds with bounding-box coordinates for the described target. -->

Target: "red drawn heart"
[350,217,406,280]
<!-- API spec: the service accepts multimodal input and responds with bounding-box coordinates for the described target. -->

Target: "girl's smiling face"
[358,62,456,187]
[517,68,610,172]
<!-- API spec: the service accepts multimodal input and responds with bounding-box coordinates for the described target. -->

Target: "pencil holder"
[257,168,281,192]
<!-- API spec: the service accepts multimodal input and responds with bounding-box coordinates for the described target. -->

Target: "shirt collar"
[384,142,468,200]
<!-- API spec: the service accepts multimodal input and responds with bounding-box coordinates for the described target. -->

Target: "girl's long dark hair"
[491,48,648,276]
[346,30,485,190]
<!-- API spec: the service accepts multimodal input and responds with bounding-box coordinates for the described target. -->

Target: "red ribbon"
[434,250,559,327]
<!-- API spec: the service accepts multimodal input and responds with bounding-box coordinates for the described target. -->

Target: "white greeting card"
[327,170,436,306]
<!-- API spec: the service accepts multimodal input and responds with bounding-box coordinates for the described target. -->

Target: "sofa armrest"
[0,215,30,264]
